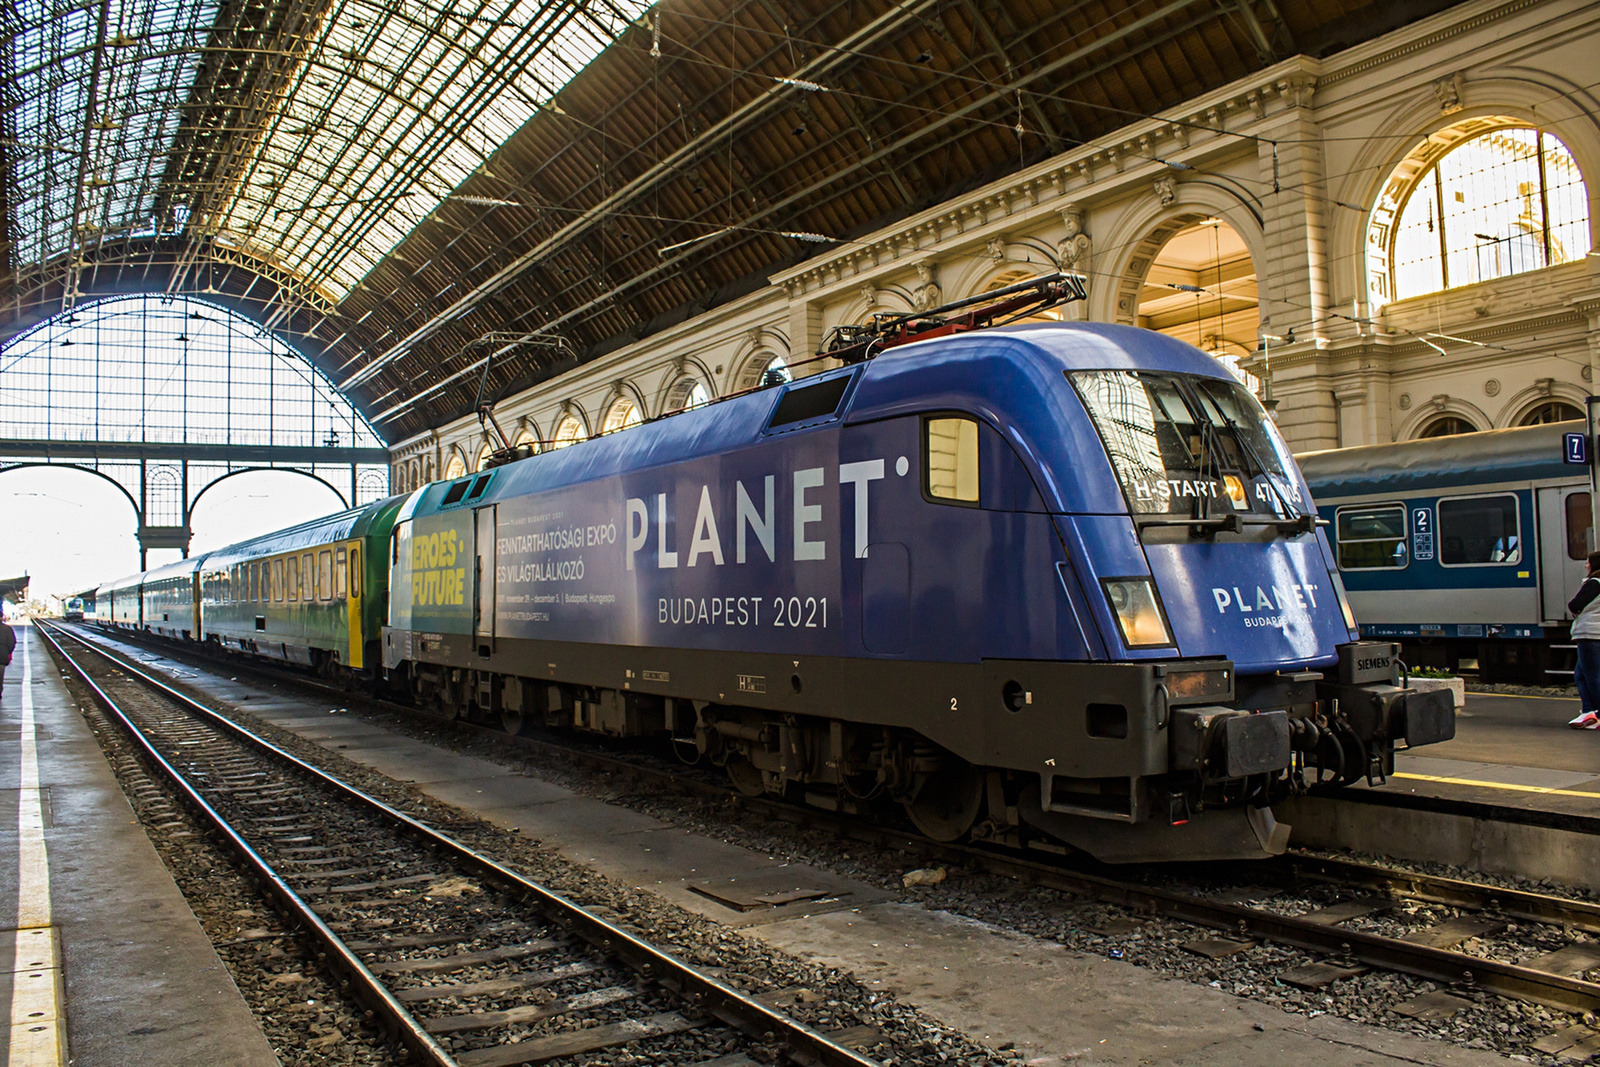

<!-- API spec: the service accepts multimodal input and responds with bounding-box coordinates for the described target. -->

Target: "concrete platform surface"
[76,628,1519,1065]
[0,624,278,1066]
[1368,691,1600,819]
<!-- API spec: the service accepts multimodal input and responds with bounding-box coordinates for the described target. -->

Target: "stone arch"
[550,405,589,448]
[443,447,468,480]
[1497,381,1589,427]
[732,349,794,392]
[1098,187,1268,330]
[598,382,648,434]
[512,417,542,452]
[1338,80,1600,315]
[422,455,436,482]
[189,467,350,513]
[475,440,495,472]
[408,458,421,488]
[657,358,716,416]
[1397,395,1493,440]
[947,241,1058,299]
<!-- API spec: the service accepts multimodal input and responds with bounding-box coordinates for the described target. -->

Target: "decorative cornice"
[1316,0,1547,87]
[769,57,1321,300]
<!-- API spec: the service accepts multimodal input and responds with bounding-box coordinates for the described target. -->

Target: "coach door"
[474,506,496,653]
[1537,487,1592,623]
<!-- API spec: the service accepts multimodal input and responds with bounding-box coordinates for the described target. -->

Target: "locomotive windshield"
[1070,370,1304,520]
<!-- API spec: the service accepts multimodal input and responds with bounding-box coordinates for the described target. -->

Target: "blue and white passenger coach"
[383,309,1454,862]
[1300,422,1592,682]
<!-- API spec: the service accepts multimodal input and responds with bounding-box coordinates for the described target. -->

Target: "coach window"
[1336,505,1408,569]
[1439,494,1521,565]
[335,548,347,599]
[319,551,334,601]
[286,556,299,601]
[1567,493,1594,559]
[300,553,312,600]
[272,559,284,601]
[925,416,980,503]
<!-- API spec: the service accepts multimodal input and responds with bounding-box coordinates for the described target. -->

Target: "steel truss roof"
[2,0,1459,442]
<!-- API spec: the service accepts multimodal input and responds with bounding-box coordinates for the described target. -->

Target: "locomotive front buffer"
[1006,642,1456,863]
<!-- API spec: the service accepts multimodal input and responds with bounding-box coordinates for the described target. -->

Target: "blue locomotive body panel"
[391,323,1352,675]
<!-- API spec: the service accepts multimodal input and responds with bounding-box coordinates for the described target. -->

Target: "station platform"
[1376,690,1600,820]
[0,622,277,1066]
[1282,688,1600,885]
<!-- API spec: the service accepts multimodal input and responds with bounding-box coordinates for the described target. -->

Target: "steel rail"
[34,623,459,1067]
[1280,852,1600,935]
[71,622,1600,1013]
[42,623,880,1067]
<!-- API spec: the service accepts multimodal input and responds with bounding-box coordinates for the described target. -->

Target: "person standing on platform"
[1567,551,1600,729]
[0,610,14,701]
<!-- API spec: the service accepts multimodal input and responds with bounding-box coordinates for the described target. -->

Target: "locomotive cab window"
[1439,494,1521,565]
[925,416,979,503]
[441,479,472,506]
[1336,504,1408,569]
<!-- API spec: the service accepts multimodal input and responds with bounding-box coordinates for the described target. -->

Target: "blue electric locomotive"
[1300,421,1591,681]
[384,281,1454,863]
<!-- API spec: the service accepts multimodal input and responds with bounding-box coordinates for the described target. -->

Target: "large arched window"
[1377,126,1590,304]
[1,294,384,453]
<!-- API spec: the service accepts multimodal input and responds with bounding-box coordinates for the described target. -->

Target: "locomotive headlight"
[1330,570,1359,635]
[1102,578,1173,648]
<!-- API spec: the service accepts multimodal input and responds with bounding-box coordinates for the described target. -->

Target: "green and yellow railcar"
[199,495,410,676]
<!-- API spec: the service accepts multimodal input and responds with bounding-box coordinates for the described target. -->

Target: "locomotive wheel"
[725,757,766,797]
[501,706,525,736]
[904,763,984,842]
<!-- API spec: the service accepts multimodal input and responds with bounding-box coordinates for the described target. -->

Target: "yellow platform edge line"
[1391,771,1600,800]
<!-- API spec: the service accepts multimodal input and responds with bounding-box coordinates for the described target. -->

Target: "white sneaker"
[1569,711,1600,729]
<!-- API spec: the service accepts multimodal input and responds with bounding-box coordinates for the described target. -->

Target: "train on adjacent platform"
[1300,421,1593,683]
[87,276,1455,863]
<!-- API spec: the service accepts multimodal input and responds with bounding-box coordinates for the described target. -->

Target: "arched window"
[664,377,711,413]
[475,441,495,472]
[1379,126,1590,303]
[733,352,792,392]
[551,414,586,449]
[408,459,421,487]
[599,397,642,434]
[1520,400,1583,426]
[443,450,467,479]
[1418,415,1478,439]
[513,425,541,453]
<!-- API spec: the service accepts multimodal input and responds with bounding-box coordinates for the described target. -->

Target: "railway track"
[63,625,1600,1030]
[38,623,881,1067]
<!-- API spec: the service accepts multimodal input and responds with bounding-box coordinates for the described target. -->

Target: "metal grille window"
[1391,128,1590,300]
[1439,494,1521,566]
[1336,505,1408,570]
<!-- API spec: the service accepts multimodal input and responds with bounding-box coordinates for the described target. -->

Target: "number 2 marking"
[950,697,959,711]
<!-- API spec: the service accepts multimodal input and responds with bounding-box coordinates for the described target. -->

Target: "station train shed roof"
[3,0,1457,443]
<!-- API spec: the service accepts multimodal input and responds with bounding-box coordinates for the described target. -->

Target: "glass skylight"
[213,0,652,299]
[7,0,218,267]
[5,0,650,302]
